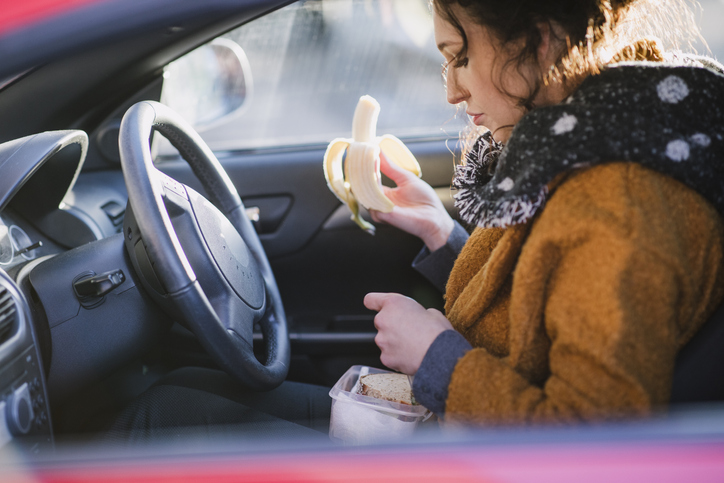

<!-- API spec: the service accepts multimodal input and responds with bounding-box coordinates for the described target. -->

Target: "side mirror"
[160,38,253,129]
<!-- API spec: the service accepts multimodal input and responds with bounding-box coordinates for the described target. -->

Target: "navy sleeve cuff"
[412,221,469,292]
[412,330,472,416]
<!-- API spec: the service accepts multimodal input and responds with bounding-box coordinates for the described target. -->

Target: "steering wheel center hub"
[189,190,265,309]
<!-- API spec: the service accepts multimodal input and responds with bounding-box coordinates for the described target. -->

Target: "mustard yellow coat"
[443,162,724,424]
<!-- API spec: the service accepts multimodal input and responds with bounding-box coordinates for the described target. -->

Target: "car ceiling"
[0,0,292,144]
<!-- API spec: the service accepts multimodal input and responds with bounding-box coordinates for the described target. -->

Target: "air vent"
[0,285,17,345]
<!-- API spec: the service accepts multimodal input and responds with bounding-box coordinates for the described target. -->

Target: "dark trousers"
[104,367,332,444]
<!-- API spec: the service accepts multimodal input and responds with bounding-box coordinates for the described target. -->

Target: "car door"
[153,0,466,386]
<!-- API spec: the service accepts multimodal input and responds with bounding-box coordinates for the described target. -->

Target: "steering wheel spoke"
[209,289,255,340]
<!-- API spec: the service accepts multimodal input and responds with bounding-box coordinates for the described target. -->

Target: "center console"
[0,269,52,453]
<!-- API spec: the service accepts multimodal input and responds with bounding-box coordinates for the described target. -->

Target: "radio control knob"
[6,383,34,436]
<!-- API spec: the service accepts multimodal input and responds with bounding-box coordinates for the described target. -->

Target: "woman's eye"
[454,57,469,68]
[441,56,467,79]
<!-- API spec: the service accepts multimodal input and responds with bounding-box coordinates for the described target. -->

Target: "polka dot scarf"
[452,54,724,228]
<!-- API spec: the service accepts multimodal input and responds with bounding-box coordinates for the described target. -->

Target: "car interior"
[0,0,467,452]
[0,0,722,459]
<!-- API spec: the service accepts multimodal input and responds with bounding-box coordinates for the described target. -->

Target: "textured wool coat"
[442,162,724,424]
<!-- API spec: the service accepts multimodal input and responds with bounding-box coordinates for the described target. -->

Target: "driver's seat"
[670,301,724,403]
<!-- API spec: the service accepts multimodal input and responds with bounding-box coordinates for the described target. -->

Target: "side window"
[156,0,464,155]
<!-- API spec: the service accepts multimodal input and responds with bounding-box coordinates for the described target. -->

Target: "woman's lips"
[469,113,484,125]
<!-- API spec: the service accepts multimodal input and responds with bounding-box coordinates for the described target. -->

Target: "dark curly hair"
[433,0,703,111]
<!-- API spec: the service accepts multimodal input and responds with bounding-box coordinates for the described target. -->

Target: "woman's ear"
[536,21,552,68]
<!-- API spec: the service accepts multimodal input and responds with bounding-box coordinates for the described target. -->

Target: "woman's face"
[433,7,539,142]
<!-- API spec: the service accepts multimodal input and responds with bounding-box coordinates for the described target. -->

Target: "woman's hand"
[371,154,454,251]
[364,292,453,374]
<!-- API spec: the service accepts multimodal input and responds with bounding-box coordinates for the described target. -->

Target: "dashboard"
[0,129,155,453]
[0,267,50,453]
[0,130,93,453]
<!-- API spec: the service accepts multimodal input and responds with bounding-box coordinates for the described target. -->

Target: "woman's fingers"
[363,292,389,312]
[368,209,388,225]
[365,291,452,374]
[369,205,401,226]
[379,152,415,186]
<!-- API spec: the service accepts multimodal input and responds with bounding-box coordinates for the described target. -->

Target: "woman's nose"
[446,69,467,105]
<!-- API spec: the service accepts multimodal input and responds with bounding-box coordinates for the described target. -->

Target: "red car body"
[0,1,722,482]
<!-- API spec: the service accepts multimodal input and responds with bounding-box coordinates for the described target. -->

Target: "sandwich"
[358,373,416,405]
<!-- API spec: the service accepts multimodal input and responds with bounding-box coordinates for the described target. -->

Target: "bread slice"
[358,373,415,405]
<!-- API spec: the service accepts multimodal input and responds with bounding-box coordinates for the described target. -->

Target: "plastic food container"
[328,365,432,444]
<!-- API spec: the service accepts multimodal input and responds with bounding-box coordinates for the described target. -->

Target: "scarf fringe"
[452,131,548,228]
[454,185,548,228]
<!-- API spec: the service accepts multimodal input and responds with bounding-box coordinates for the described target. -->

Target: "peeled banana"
[323,95,422,234]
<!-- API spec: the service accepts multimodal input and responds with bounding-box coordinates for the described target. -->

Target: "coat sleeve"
[411,221,470,292]
[444,163,724,424]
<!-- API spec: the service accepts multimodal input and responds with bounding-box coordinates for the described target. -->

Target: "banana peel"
[323,95,422,235]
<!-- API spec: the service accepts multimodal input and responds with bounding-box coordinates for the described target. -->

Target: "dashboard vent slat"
[0,287,16,345]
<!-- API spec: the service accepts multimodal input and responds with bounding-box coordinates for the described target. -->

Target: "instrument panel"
[0,215,42,269]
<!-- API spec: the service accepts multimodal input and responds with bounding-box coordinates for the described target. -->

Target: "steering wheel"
[118,101,289,391]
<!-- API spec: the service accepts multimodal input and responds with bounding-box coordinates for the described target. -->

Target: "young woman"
[365,0,724,424]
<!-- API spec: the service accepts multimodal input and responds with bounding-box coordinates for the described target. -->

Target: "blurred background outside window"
[157,0,724,155]
[158,0,462,155]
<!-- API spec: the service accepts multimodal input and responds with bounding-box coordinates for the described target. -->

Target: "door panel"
[159,140,457,257]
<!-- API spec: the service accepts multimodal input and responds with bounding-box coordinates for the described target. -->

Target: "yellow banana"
[323,95,422,235]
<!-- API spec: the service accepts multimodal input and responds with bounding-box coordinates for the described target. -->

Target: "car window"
[155,0,464,156]
[698,0,724,60]
[156,0,724,157]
